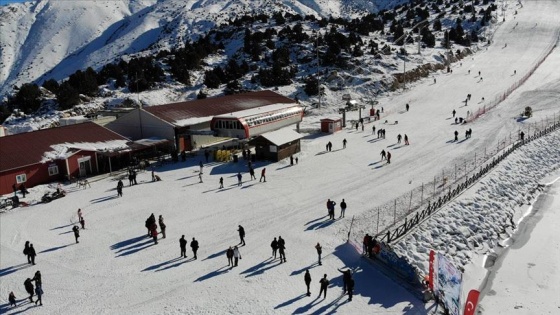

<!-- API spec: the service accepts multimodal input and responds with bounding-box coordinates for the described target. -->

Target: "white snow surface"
[1,0,560,314]
[40,140,130,163]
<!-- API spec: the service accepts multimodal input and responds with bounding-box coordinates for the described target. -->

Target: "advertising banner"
[435,253,462,315]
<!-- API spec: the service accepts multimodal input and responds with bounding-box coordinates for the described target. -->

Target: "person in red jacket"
[363,234,370,256]
[151,223,158,245]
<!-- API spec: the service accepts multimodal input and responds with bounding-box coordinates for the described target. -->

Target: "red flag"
[463,289,480,315]
[428,250,435,291]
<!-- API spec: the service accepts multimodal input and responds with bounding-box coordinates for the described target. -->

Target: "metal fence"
[373,116,560,243]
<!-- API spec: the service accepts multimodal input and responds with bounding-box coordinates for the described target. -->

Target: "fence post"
[433,176,436,196]
[455,164,457,180]
[465,160,467,177]
[421,183,424,205]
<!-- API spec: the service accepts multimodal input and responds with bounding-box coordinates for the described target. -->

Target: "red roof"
[144,90,296,125]
[0,122,129,172]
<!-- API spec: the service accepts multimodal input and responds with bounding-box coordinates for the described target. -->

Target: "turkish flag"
[463,289,480,315]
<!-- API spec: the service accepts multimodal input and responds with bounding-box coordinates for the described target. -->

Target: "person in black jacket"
[340,199,347,218]
[72,225,80,243]
[190,237,199,260]
[8,291,16,307]
[347,277,355,301]
[28,244,37,265]
[304,270,312,296]
[24,241,31,263]
[338,268,352,293]
[270,237,278,258]
[278,242,286,263]
[179,235,187,258]
[117,180,123,197]
[32,270,42,287]
[24,278,34,302]
[226,246,234,266]
[319,274,329,299]
[315,243,322,265]
[238,225,245,246]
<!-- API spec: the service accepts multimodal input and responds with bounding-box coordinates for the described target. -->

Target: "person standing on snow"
[28,244,37,265]
[343,138,347,149]
[238,225,246,246]
[404,134,409,145]
[24,241,31,264]
[249,167,256,180]
[380,150,386,160]
[452,109,456,117]
[117,179,124,197]
[315,242,323,265]
[34,283,43,306]
[190,237,199,260]
[259,168,266,182]
[405,103,409,112]
[199,160,204,174]
[372,125,376,135]
[347,277,355,301]
[278,241,286,263]
[304,270,312,296]
[198,172,203,183]
[72,225,80,243]
[79,216,85,229]
[233,246,242,267]
[338,268,352,293]
[318,274,329,299]
[24,278,34,303]
[151,223,159,245]
[454,130,459,141]
[340,199,347,218]
[8,291,17,307]
[158,215,166,239]
[226,246,234,266]
[219,177,224,189]
[271,237,278,258]
[237,172,243,186]
[386,151,392,164]
[179,235,187,258]
[397,134,402,144]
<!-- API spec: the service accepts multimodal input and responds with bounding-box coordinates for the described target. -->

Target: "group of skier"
[304,269,354,301]
[325,198,348,219]
[145,213,166,244]
[9,270,43,308]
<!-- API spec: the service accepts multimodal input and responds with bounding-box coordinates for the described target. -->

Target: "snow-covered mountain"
[0,0,406,96]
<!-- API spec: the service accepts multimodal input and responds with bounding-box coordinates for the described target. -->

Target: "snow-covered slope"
[0,0,406,96]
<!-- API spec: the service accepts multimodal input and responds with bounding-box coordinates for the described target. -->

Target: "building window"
[48,165,59,176]
[16,174,27,184]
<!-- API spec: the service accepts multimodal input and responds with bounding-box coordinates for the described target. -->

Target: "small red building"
[0,122,130,195]
[320,118,342,133]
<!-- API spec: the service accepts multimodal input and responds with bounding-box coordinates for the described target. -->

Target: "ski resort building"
[0,122,166,194]
[105,90,301,152]
[248,128,303,162]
